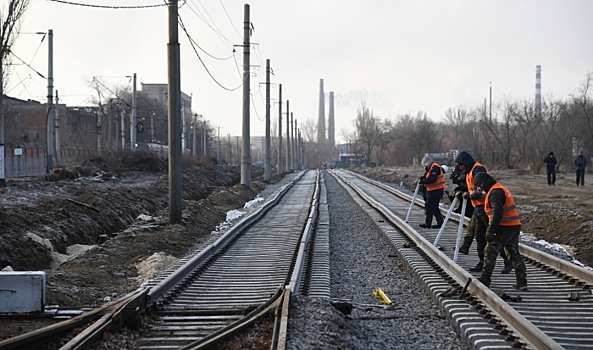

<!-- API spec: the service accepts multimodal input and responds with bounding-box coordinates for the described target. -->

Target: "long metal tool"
[405,182,420,223]
[453,198,468,262]
[433,196,458,246]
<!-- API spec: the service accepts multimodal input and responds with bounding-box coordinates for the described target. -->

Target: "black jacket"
[543,155,557,171]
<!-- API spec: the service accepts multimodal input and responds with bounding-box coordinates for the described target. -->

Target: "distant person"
[473,172,528,291]
[454,151,512,274]
[543,151,558,186]
[418,156,445,229]
[574,150,587,186]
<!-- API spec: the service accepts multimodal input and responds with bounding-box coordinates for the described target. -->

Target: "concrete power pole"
[168,0,182,224]
[290,113,294,171]
[293,119,298,170]
[46,29,54,174]
[264,59,271,182]
[120,107,125,151]
[131,73,137,152]
[277,84,283,174]
[285,100,290,172]
[217,126,221,164]
[192,113,197,156]
[241,4,251,186]
[55,91,62,163]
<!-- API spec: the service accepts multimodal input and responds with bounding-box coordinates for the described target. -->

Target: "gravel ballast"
[286,172,466,349]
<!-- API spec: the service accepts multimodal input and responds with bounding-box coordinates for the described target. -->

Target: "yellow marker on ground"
[373,288,394,305]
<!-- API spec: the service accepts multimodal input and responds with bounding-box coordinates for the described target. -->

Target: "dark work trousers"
[547,169,556,185]
[576,169,585,186]
[424,189,444,224]
[480,226,527,287]
[474,213,489,261]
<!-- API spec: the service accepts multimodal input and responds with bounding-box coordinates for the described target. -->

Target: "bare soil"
[353,166,593,267]
[0,153,273,342]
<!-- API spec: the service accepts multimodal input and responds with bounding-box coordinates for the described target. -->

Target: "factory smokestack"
[535,65,542,119]
[318,79,326,144]
[328,91,335,148]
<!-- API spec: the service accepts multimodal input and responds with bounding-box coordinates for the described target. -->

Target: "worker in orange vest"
[473,172,528,291]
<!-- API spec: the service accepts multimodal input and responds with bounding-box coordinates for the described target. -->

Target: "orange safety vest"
[484,183,521,226]
[424,163,446,191]
[467,162,487,207]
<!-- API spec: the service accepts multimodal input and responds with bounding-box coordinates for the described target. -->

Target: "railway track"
[3,168,593,349]
[330,169,593,350]
[0,170,321,350]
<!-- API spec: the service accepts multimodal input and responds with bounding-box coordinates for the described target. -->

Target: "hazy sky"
[8,0,593,143]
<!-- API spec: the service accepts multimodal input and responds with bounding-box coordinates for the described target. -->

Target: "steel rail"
[135,170,319,349]
[331,170,563,350]
[0,289,142,350]
[144,170,308,307]
[345,170,593,287]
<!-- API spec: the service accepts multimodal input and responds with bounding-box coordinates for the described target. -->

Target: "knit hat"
[549,151,554,156]
[421,155,434,167]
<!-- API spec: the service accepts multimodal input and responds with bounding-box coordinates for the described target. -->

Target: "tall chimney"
[317,79,326,144]
[328,91,335,148]
[535,65,542,119]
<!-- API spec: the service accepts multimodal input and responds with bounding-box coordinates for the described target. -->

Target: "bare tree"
[355,101,382,163]
[1,0,30,146]
[1,0,29,92]
[301,118,317,143]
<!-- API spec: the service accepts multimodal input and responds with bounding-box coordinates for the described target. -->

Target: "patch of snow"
[244,196,264,208]
[137,214,154,221]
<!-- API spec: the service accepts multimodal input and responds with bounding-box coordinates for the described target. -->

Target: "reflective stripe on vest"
[484,183,521,226]
[467,162,487,207]
[424,163,446,191]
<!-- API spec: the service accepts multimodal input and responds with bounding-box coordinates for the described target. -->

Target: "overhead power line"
[48,0,171,9]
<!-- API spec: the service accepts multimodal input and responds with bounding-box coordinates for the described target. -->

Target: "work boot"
[458,245,470,255]
[419,215,433,229]
[433,213,444,229]
[478,276,490,288]
[501,259,513,274]
[469,261,483,272]
[512,284,528,291]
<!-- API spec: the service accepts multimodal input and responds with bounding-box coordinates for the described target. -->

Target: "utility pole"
[131,73,137,152]
[235,136,239,165]
[285,100,290,172]
[241,4,251,186]
[264,59,271,181]
[489,82,492,122]
[181,101,186,153]
[192,113,197,156]
[217,126,221,164]
[168,0,182,224]
[120,106,125,151]
[278,84,283,174]
[227,134,231,165]
[293,119,298,170]
[203,119,207,157]
[150,110,155,141]
[290,113,294,171]
[55,91,62,163]
[46,29,54,174]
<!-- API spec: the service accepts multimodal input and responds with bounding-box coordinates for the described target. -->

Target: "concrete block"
[0,271,46,314]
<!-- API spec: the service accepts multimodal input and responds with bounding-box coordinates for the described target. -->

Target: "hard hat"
[441,165,449,173]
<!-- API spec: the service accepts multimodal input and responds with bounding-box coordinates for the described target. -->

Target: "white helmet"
[441,165,449,173]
